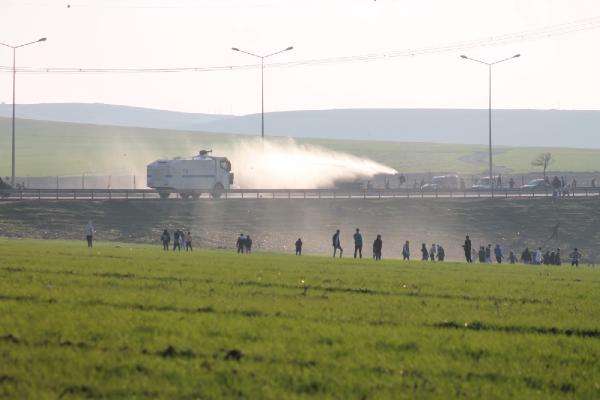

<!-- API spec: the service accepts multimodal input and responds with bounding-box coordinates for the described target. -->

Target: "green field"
[1,117,600,177]
[1,239,599,399]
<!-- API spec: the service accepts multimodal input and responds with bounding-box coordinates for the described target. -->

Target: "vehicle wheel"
[159,192,170,200]
[211,183,224,198]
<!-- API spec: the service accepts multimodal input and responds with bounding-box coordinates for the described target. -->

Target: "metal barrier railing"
[1,187,599,201]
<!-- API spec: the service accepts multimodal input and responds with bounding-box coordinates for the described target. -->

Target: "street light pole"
[460,53,520,197]
[0,37,47,186]
[232,46,293,139]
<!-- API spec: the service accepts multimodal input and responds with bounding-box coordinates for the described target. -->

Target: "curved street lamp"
[232,46,293,138]
[460,53,520,196]
[0,37,47,185]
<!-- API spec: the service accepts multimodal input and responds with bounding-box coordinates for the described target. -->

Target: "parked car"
[421,175,460,191]
[520,178,548,189]
[472,176,500,190]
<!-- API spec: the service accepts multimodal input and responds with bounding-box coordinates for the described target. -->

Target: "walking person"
[295,238,303,256]
[373,235,382,261]
[555,248,562,265]
[429,244,436,261]
[353,228,363,259]
[569,248,582,267]
[508,251,516,264]
[402,241,410,261]
[161,229,170,251]
[245,235,253,254]
[421,243,429,261]
[462,235,472,263]
[494,244,503,264]
[185,231,193,251]
[84,220,94,248]
[332,230,343,258]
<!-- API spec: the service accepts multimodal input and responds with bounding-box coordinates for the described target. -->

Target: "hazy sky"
[1,0,599,115]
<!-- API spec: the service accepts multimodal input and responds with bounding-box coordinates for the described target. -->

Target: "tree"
[531,153,553,180]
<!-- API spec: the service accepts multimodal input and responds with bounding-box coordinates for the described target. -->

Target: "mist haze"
[216,138,397,189]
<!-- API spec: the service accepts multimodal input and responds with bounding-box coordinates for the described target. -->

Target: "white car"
[421,175,460,190]
[520,178,548,190]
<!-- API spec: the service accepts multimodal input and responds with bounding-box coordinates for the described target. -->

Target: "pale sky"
[1,0,599,115]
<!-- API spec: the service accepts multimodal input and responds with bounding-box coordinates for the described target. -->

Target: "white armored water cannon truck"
[147,150,234,199]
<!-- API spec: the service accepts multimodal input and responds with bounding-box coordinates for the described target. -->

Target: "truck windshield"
[220,159,231,172]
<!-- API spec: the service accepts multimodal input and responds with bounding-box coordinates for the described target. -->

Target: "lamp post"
[460,53,520,196]
[232,46,293,138]
[0,37,47,186]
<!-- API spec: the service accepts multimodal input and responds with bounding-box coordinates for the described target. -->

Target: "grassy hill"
[0,240,598,398]
[1,117,600,178]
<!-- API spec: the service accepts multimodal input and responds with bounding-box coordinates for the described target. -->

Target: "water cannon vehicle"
[147,150,234,199]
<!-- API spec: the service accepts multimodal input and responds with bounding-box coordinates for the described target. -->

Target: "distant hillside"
[0,103,600,148]
[0,103,232,131]
[197,109,600,148]
[1,117,600,178]
[0,103,598,148]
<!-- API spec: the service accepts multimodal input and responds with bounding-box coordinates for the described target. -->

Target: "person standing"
[332,230,343,258]
[402,241,410,261]
[555,248,562,265]
[84,220,94,248]
[534,248,543,265]
[245,235,253,254]
[353,228,363,259]
[236,233,245,254]
[478,246,486,263]
[173,229,181,251]
[485,244,492,263]
[373,235,382,261]
[179,231,186,252]
[429,244,436,261]
[421,243,429,261]
[508,251,516,264]
[161,229,170,251]
[463,235,472,263]
[494,244,503,264]
[521,247,531,264]
[185,231,193,252]
[437,245,445,262]
[295,238,303,256]
[569,248,582,266]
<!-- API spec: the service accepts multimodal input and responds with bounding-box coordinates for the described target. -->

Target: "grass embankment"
[1,239,599,399]
[1,117,600,177]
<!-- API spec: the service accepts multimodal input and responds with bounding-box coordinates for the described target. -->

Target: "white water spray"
[215,138,397,189]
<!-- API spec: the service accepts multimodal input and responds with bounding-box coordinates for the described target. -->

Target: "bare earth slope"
[1,198,598,262]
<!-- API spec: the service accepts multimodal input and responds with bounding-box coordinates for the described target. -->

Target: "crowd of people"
[160,229,193,251]
[461,235,583,266]
[82,221,587,267]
